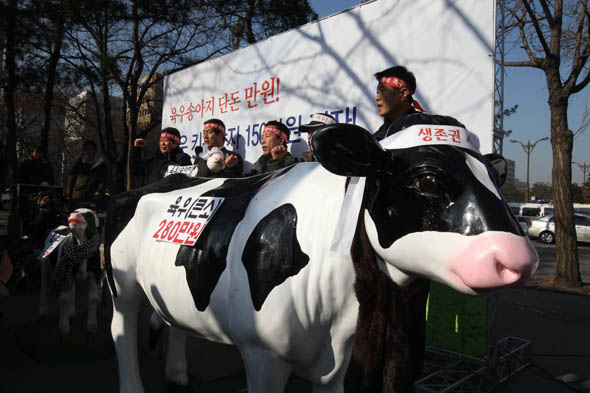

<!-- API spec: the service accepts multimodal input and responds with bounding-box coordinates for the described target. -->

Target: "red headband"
[204,123,225,133]
[379,76,413,93]
[263,125,288,141]
[379,76,426,113]
[160,132,180,144]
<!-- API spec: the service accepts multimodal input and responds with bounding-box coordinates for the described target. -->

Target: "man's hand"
[134,138,146,148]
[271,145,288,160]
[225,154,239,168]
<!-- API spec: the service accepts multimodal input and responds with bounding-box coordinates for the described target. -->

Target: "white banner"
[163,0,495,170]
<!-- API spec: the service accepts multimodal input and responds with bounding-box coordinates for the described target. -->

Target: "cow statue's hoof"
[167,382,191,393]
[59,333,71,344]
[87,331,97,340]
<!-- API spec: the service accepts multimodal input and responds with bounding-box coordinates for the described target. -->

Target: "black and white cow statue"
[105,114,538,393]
[39,208,102,341]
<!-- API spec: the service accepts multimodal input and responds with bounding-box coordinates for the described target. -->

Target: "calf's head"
[312,115,538,294]
[68,208,99,242]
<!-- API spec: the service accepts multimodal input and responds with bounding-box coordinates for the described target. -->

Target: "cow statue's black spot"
[175,166,296,311]
[241,204,309,311]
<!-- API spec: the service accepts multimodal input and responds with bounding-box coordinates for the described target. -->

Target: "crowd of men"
[10,64,422,223]
[129,65,421,186]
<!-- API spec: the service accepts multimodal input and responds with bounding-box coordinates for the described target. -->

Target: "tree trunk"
[4,0,20,239]
[550,96,581,287]
[126,0,143,191]
[39,5,65,156]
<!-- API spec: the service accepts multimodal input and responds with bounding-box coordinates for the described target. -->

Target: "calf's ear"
[484,153,507,187]
[311,124,389,177]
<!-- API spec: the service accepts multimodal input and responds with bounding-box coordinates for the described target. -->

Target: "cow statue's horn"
[311,124,390,177]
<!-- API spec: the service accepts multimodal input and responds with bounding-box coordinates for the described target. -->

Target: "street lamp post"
[510,136,549,202]
[573,161,590,185]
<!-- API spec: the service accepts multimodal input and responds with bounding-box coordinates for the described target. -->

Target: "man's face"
[261,131,283,155]
[375,83,409,120]
[203,127,225,148]
[159,137,178,154]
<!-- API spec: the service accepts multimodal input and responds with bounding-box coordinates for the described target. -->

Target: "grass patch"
[425,282,487,358]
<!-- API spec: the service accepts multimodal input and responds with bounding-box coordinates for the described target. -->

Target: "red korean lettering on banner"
[434,128,448,142]
[204,97,215,117]
[418,127,433,141]
[244,82,258,108]
[448,129,462,143]
[261,77,279,104]
[228,91,240,111]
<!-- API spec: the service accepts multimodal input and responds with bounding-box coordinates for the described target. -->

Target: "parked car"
[508,202,554,218]
[516,216,532,235]
[528,213,590,244]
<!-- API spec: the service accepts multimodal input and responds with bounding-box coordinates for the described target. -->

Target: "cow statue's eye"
[414,175,440,194]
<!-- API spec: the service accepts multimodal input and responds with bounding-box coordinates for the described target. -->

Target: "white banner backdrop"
[163,0,495,169]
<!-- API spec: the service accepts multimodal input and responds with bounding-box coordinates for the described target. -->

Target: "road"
[531,240,590,281]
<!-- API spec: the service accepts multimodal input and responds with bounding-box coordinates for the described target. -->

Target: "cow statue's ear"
[311,124,389,177]
[484,153,507,187]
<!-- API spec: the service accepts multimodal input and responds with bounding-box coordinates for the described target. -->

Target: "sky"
[309,0,590,186]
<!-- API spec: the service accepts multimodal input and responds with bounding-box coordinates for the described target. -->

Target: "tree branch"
[522,0,553,57]
[503,60,542,67]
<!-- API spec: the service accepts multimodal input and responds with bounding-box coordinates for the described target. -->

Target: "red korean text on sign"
[448,129,462,143]
[244,77,280,109]
[418,127,432,141]
[152,196,224,246]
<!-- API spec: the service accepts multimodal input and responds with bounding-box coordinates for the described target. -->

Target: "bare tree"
[1,0,19,237]
[213,0,318,49]
[29,0,69,156]
[63,0,316,191]
[503,0,590,287]
[573,102,590,137]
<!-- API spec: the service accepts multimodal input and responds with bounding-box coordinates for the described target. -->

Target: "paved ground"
[1,242,590,393]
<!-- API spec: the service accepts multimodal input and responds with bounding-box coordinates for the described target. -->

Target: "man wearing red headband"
[373,66,425,140]
[193,118,243,178]
[372,65,431,386]
[247,120,298,175]
[133,127,192,186]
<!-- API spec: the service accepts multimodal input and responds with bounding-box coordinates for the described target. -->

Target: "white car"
[515,216,532,235]
[528,213,590,244]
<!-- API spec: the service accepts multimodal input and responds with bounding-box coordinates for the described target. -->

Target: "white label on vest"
[165,164,198,177]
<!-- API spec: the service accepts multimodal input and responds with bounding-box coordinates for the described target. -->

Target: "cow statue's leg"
[110,229,149,393]
[57,283,76,340]
[241,346,293,393]
[111,277,145,393]
[38,260,50,321]
[86,273,99,338]
[164,327,189,390]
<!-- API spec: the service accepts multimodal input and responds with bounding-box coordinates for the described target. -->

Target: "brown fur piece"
[344,215,430,393]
